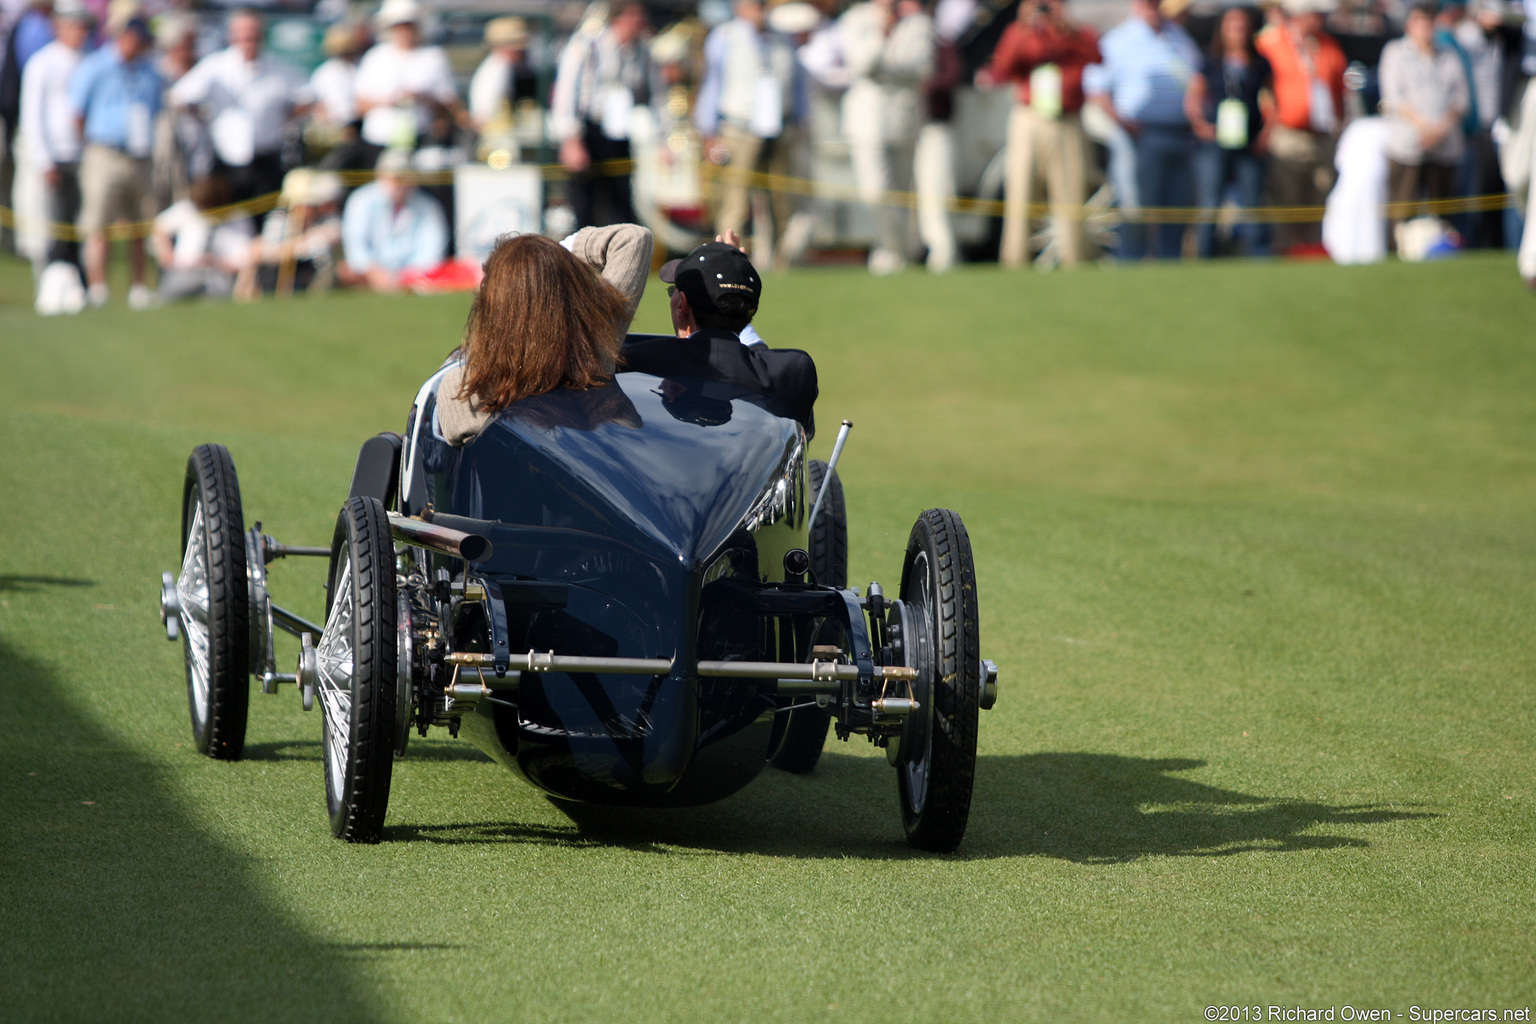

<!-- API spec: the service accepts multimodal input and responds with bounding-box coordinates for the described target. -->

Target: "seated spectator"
[151,173,255,301]
[235,168,343,298]
[339,148,447,292]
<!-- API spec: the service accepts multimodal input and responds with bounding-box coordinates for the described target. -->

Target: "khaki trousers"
[715,124,791,247]
[1001,106,1088,268]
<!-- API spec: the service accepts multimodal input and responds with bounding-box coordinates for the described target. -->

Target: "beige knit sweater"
[437,224,655,446]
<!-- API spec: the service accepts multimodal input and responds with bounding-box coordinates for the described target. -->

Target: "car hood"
[449,372,804,570]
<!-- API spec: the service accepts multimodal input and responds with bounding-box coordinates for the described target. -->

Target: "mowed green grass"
[1,252,1532,1023]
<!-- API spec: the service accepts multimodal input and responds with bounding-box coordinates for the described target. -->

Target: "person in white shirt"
[309,21,366,133]
[838,0,935,274]
[468,16,536,132]
[170,8,313,202]
[695,0,804,247]
[550,0,656,228]
[17,0,89,273]
[353,0,462,156]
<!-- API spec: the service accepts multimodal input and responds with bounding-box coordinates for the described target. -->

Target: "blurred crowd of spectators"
[3,0,1535,314]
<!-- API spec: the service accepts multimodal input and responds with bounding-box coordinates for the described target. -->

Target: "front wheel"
[317,496,398,843]
[179,444,250,760]
[896,508,981,853]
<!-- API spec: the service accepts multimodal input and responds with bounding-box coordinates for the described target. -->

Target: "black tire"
[767,459,848,774]
[896,508,981,853]
[317,496,398,843]
[179,444,250,760]
[806,459,847,589]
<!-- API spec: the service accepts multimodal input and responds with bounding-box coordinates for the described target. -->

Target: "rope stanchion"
[0,157,638,245]
[0,155,1513,244]
[698,161,1515,224]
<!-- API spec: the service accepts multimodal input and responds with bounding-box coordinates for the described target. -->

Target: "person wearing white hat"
[171,9,315,203]
[469,16,536,132]
[354,0,462,154]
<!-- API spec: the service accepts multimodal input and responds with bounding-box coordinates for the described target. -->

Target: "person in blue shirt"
[339,148,448,292]
[1084,0,1202,260]
[68,16,162,308]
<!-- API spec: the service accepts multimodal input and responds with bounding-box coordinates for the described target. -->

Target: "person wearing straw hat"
[354,0,461,156]
[310,21,368,137]
[469,16,536,132]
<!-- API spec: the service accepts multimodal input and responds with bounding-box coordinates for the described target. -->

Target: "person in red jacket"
[983,0,1101,267]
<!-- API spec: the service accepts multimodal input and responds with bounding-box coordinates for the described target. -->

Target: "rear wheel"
[179,444,250,760]
[318,496,398,843]
[768,459,847,774]
[896,509,980,853]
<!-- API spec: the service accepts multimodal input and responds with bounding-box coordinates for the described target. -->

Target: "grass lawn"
[0,252,1532,1023]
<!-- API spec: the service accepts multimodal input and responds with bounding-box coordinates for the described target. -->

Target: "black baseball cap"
[659,242,761,317]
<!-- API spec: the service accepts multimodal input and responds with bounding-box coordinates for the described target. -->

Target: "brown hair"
[457,234,630,414]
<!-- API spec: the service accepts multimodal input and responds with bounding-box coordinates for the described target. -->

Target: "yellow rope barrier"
[0,156,1513,243]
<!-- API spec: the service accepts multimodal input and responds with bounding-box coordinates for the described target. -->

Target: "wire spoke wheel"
[896,509,981,853]
[319,496,398,843]
[179,444,250,760]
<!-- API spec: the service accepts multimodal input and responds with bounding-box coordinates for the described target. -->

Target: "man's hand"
[43,167,61,189]
[715,229,744,251]
[560,135,590,173]
[705,136,730,165]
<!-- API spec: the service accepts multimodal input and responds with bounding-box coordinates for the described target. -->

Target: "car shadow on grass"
[0,574,96,592]
[245,738,492,763]
[0,639,387,1022]
[395,750,1435,862]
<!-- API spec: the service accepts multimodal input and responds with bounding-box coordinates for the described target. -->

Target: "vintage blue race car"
[159,347,998,851]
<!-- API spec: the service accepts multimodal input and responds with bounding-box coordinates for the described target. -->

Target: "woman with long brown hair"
[436,225,653,445]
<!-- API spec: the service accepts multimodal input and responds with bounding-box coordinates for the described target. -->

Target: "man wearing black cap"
[622,240,818,434]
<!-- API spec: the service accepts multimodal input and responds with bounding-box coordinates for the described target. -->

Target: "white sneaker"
[36,262,87,315]
[87,283,110,308]
[128,283,156,310]
[867,248,906,277]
